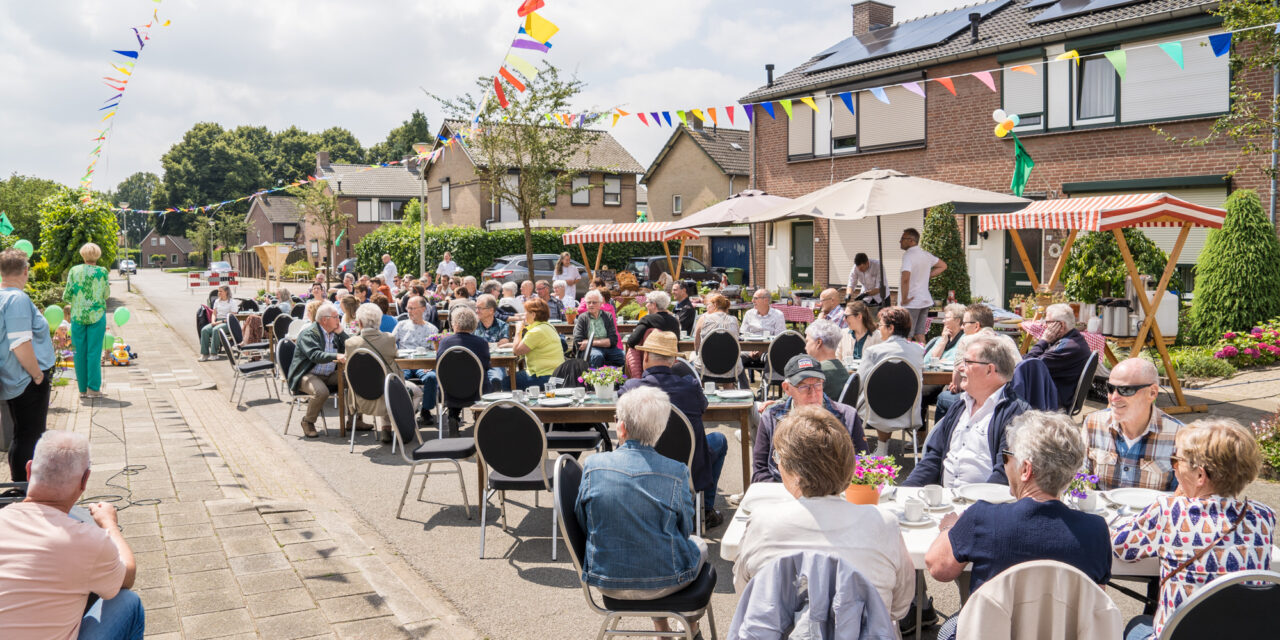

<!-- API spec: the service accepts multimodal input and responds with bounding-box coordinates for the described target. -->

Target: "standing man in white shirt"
[436,251,460,280]
[380,254,397,284]
[897,228,946,343]
[846,253,884,305]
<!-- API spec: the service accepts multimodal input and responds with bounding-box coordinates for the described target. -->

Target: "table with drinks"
[843,357,956,387]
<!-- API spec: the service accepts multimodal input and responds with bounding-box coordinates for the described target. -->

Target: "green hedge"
[354,224,667,280]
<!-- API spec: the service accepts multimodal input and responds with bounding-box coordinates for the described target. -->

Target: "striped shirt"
[1082,407,1182,491]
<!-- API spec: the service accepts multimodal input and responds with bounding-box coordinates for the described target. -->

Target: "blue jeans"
[936,388,961,417]
[405,369,437,416]
[587,346,624,368]
[516,371,552,390]
[1124,615,1155,640]
[79,589,145,640]
[488,367,508,392]
[704,431,728,511]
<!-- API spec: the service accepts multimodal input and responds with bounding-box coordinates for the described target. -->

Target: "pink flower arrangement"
[1224,332,1237,339]
[850,455,901,487]
[1213,318,1280,368]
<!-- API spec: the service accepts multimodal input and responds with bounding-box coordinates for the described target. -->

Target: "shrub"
[616,302,643,321]
[921,203,970,304]
[1061,229,1167,304]
[25,282,64,309]
[1142,346,1237,379]
[1251,410,1280,480]
[281,259,314,279]
[36,190,119,280]
[1211,317,1280,368]
[1186,190,1280,345]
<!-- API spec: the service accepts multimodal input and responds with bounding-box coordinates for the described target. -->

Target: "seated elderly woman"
[804,319,848,399]
[344,303,419,443]
[512,297,564,390]
[860,306,925,457]
[692,293,745,384]
[736,404,913,621]
[576,385,707,636]
[1113,418,1276,640]
[925,411,1112,640]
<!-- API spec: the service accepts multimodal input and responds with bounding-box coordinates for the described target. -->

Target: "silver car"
[480,254,590,297]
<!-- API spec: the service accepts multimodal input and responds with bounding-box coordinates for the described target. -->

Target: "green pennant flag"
[1103,50,1127,80]
[334,229,345,247]
[1011,134,1035,197]
[0,212,12,236]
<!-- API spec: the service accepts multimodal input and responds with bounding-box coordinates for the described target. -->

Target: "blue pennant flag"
[1208,33,1232,57]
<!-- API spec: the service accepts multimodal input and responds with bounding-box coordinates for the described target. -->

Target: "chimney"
[691,116,704,131]
[969,12,982,43]
[316,151,330,171]
[852,1,894,36]
[765,63,775,88]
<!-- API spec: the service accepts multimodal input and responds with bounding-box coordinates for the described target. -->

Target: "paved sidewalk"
[2,279,477,639]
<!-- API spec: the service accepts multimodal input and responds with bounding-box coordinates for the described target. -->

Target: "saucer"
[897,513,934,528]
[924,503,954,512]
[539,397,572,407]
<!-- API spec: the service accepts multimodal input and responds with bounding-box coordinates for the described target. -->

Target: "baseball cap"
[784,354,826,385]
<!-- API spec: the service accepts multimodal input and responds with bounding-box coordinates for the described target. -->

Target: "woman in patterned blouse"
[1112,418,1275,640]
[64,243,110,399]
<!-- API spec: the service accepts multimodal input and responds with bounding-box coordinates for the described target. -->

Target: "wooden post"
[1132,223,1191,350]
[577,242,593,281]
[661,241,675,281]
[675,238,687,280]
[1008,230,1042,292]
[594,243,605,275]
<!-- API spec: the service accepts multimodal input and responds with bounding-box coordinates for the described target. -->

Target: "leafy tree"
[0,174,63,252]
[151,122,270,235]
[435,63,605,275]
[37,189,119,278]
[271,126,321,182]
[289,181,349,287]
[367,110,432,164]
[107,171,160,243]
[1061,229,1167,304]
[921,203,970,304]
[315,127,366,165]
[1186,189,1280,343]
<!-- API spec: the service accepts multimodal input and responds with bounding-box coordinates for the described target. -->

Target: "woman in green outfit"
[65,243,110,399]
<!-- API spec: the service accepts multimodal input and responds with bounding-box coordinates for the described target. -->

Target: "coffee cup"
[922,484,945,507]
[903,498,925,523]
[1078,490,1098,512]
[704,382,717,395]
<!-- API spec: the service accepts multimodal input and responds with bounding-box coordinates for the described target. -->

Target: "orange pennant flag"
[616,108,630,117]
[499,67,526,92]
[935,77,957,95]
[1010,65,1037,75]
[708,107,718,124]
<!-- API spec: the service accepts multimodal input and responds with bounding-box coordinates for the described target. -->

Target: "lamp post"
[118,202,130,292]
[411,142,432,277]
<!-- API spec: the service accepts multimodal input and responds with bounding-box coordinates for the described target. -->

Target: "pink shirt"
[0,502,126,640]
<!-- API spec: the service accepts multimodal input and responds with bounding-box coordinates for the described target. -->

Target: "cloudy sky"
[1,0,957,194]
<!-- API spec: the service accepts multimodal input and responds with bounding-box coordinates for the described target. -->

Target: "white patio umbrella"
[663,189,794,230]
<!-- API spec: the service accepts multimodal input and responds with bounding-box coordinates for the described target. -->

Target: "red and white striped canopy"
[978,193,1226,233]
[562,223,700,244]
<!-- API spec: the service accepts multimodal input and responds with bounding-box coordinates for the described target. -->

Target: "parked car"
[624,255,721,288]
[117,259,137,275]
[336,258,358,280]
[203,261,234,280]
[481,254,590,297]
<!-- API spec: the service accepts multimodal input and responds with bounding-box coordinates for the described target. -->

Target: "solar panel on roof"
[1029,0,1146,24]
[1023,0,1059,8]
[807,0,1012,74]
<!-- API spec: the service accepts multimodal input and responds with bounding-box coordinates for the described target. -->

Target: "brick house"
[312,151,424,266]
[740,0,1271,307]
[421,120,645,231]
[139,228,194,268]
[642,121,752,273]
[244,194,304,249]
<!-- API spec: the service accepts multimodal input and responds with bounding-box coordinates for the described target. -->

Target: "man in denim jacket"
[576,385,707,637]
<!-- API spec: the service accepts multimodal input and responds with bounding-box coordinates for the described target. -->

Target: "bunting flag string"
[1103,50,1127,80]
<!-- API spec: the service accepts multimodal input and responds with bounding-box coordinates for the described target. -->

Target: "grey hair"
[315,303,340,320]
[276,287,291,300]
[451,306,478,332]
[502,281,518,295]
[805,319,842,350]
[29,431,90,497]
[1007,411,1086,496]
[1044,303,1076,326]
[355,303,383,329]
[583,289,603,303]
[553,279,566,291]
[969,334,1017,379]
[943,303,967,320]
[647,290,671,309]
[463,275,477,286]
[476,294,498,310]
[481,279,501,294]
[616,385,671,447]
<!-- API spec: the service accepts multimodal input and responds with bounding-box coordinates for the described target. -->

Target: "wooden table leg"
[740,407,752,489]
[508,363,519,390]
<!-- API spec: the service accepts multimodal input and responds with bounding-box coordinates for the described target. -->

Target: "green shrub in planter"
[1061,229,1167,304]
[921,203,970,305]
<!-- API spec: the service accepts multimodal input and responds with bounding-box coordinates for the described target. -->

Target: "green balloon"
[13,239,33,256]
[113,307,131,326]
[43,306,63,328]
[103,333,116,351]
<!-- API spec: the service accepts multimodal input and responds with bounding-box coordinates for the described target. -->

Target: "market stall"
[562,222,701,281]
[978,193,1226,415]
[252,242,294,293]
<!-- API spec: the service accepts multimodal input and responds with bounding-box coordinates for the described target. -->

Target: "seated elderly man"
[432,306,491,435]
[925,411,1112,640]
[620,331,729,528]
[286,303,347,438]
[0,431,143,639]
[804,319,849,400]
[573,289,623,367]
[860,306,925,457]
[752,354,867,483]
[1024,303,1091,409]
[498,281,525,316]
[576,385,707,637]
[535,280,564,321]
[1082,358,1182,491]
[903,334,1031,488]
[816,287,847,328]
[475,294,512,390]
[393,295,440,426]
[935,303,1023,417]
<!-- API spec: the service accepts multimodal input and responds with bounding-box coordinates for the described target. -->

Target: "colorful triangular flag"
[743,104,754,123]
[1103,50,1127,80]
[677,110,688,126]
[902,82,925,98]
[524,12,559,44]
[778,99,793,119]
[869,87,889,104]
[761,102,775,119]
[504,53,538,80]
[726,105,736,124]
[692,108,707,123]
[839,92,855,114]
[708,107,718,124]
[650,112,661,126]
[1208,33,1231,57]
[1010,65,1037,75]
[0,212,12,236]
[971,71,997,92]
[516,0,545,17]
[800,96,818,112]
[662,112,673,127]
[1055,50,1080,65]
[1158,41,1184,68]
[935,78,956,95]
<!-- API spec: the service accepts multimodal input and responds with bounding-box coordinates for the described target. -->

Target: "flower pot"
[844,484,881,505]
[593,383,616,401]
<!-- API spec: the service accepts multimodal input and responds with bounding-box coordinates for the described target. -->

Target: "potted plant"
[1064,472,1100,510]
[580,366,626,400]
[846,455,900,505]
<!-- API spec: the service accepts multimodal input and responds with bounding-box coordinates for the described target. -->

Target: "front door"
[710,236,749,283]
[1003,229,1043,308]
[790,222,814,286]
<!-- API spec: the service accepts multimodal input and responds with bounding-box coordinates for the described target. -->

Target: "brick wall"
[749,54,1275,288]
[244,206,275,247]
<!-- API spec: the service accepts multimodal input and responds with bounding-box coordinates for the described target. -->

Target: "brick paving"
[1,279,477,639]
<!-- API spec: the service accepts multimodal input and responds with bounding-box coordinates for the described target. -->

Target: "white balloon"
[992,109,1007,123]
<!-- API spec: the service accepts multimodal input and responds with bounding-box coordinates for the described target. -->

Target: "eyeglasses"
[1169,453,1182,470]
[1001,448,1014,464]
[960,359,992,369]
[794,381,824,392]
[1106,382,1153,397]
[961,320,979,326]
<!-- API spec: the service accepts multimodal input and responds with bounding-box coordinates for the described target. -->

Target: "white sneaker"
[198,355,210,362]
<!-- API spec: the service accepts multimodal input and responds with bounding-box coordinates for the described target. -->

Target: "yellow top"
[522,321,564,377]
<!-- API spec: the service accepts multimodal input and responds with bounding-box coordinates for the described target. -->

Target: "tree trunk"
[523,214,535,287]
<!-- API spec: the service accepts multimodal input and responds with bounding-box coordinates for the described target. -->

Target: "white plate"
[538,397,573,407]
[897,513,935,528]
[551,388,579,397]
[481,392,513,401]
[1104,488,1163,511]
[955,483,1015,504]
[718,390,755,400]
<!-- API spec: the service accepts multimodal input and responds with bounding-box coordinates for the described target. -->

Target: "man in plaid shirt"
[1081,358,1182,491]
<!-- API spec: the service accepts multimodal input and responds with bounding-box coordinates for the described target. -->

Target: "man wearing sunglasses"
[1081,358,1182,491]
[752,354,867,483]
[1023,303,1092,410]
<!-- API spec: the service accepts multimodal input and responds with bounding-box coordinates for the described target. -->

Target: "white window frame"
[441,180,451,210]
[310,239,319,256]
[379,200,406,222]
[159,237,166,246]
[571,175,590,205]
[603,176,621,206]
[357,199,374,222]
[1075,51,1118,124]
[672,194,683,216]
[150,237,157,247]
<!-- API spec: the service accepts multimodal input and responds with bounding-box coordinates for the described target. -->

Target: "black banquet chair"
[261,305,282,330]
[216,328,278,407]
[699,329,743,389]
[272,314,293,344]
[1160,570,1280,639]
[654,407,704,535]
[435,346,487,436]
[1069,351,1102,417]
[344,349,390,453]
[383,374,477,520]
[225,313,270,354]
[276,339,328,437]
[760,330,806,401]
[290,303,306,319]
[474,401,558,559]
[857,356,923,458]
[553,454,718,640]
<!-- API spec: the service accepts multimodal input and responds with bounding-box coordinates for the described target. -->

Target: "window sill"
[1017,113,1224,139]
[785,142,926,164]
